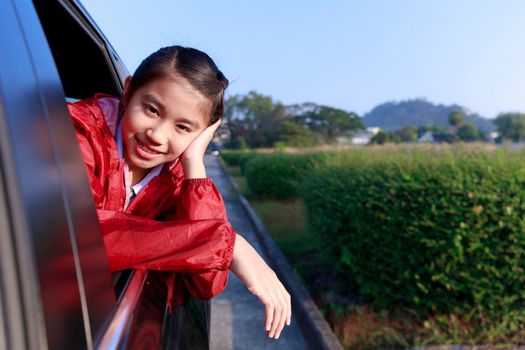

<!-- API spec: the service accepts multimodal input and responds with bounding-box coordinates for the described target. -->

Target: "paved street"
[205,155,310,350]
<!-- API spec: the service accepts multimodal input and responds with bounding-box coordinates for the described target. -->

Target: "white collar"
[116,122,163,195]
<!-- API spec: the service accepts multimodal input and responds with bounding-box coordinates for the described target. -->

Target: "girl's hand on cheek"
[181,118,221,162]
[180,119,221,179]
[229,235,292,339]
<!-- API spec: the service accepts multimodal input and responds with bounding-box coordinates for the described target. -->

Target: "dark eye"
[177,124,191,133]
[144,104,160,117]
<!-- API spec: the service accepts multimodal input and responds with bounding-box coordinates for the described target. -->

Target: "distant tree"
[449,110,465,128]
[495,112,525,142]
[297,105,362,142]
[417,124,447,138]
[223,91,364,148]
[370,131,400,145]
[277,120,316,147]
[223,91,284,148]
[457,122,481,142]
[448,110,465,138]
[285,102,318,118]
[395,126,418,142]
[221,94,244,148]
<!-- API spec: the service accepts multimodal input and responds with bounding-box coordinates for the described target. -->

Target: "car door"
[0,0,210,349]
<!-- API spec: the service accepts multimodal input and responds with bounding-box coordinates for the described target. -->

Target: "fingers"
[264,303,274,332]
[274,308,287,339]
[194,118,221,145]
[265,282,292,339]
[211,117,221,128]
[284,286,292,326]
[181,119,221,161]
[280,289,292,337]
[229,238,292,340]
[206,118,222,134]
[268,303,280,338]
[269,303,286,339]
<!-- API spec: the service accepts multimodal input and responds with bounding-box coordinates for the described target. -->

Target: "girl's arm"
[229,235,292,339]
[180,121,292,339]
[97,209,235,273]
[162,177,233,301]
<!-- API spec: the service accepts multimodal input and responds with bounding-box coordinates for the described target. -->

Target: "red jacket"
[67,94,236,302]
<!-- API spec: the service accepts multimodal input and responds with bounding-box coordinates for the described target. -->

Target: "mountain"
[362,99,496,133]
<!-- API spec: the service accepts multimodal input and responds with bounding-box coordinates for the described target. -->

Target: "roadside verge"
[218,158,344,350]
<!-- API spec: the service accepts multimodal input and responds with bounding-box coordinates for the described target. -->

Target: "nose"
[145,121,170,146]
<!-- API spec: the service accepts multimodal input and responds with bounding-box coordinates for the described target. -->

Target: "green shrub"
[302,147,525,320]
[220,150,251,167]
[244,152,328,199]
[220,150,263,175]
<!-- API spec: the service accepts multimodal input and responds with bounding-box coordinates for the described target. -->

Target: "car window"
[33,0,122,99]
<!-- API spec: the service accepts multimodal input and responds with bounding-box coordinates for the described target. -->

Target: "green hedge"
[302,148,525,318]
[220,150,253,167]
[244,152,328,199]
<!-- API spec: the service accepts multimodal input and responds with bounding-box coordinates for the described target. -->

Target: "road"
[205,155,310,350]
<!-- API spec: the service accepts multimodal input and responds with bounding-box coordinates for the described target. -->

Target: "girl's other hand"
[229,234,292,339]
[180,119,221,178]
[181,118,221,163]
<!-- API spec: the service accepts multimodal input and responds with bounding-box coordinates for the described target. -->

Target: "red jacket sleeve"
[97,209,235,273]
[164,178,235,300]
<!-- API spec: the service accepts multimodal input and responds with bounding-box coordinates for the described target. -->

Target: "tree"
[449,110,465,128]
[457,122,481,142]
[276,120,316,147]
[221,94,244,148]
[395,126,418,142]
[222,91,284,148]
[417,124,447,136]
[495,113,525,142]
[370,131,400,145]
[222,91,364,148]
[296,105,362,143]
[251,102,288,148]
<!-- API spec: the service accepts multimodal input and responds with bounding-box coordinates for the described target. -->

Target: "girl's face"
[121,75,209,174]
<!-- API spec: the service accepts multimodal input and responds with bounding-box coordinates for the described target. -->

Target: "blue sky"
[81,1,525,118]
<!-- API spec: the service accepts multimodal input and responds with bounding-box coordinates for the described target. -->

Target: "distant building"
[350,132,374,145]
[488,131,499,143]
[338,127,381,145]
[366,127,381,135]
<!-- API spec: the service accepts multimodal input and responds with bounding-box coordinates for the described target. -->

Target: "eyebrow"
[143,94,201,130]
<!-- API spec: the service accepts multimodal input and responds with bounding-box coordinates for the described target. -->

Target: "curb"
[218,158,344,350]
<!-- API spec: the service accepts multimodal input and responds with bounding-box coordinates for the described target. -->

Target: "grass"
[249,198,315,257]
[226,165,316,257]
[228,166,248,195]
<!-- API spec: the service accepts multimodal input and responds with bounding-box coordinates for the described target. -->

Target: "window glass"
[33,0,121,98]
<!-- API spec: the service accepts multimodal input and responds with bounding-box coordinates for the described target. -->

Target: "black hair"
[122,46,229,125]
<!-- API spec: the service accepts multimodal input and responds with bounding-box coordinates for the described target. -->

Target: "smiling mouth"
[136,137,165,155]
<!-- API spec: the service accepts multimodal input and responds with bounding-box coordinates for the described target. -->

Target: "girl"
[68,46,291,339]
